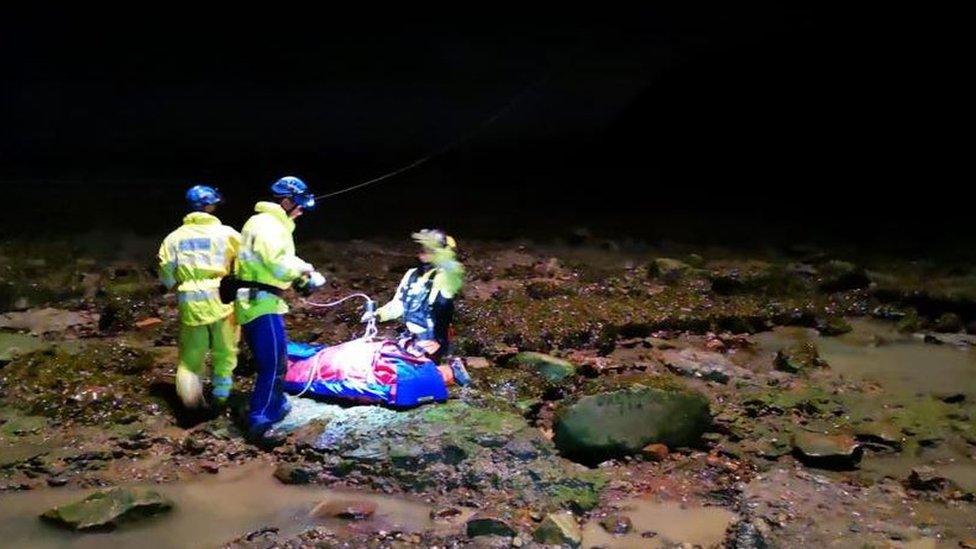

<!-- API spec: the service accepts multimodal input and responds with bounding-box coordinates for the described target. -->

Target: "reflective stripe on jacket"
[158,212,241,326]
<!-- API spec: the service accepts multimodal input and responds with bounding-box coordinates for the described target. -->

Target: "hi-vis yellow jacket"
[234,202,313,325]
[158,212,241,326]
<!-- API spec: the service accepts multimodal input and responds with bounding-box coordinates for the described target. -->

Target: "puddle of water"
[753,319,976,398]
[581,499,736,548]
[0,463,435,549]
[753,319,976,484]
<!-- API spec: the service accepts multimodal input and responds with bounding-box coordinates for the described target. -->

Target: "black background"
[1,7,964,251]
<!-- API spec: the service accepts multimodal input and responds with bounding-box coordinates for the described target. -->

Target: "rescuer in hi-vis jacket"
[365,229,465,365]
[234,176,325,437]
[158,185,241,410]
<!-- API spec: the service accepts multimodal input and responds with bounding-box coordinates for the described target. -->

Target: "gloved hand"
[360,310,377,323]
[307,271,326,289]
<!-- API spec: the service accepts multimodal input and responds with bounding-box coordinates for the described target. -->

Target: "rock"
[933,312,963,333]
[817,260,869,292]
[533,511,582,547]
[854,421,904,450]
[40,487,173,530]
[465,356,492,369]
[509,352,576,384]
[599,513,633,535]
[774,343,828,373]
[660,348,749,384]
[310,499,377,520]
[0,308,92,335]
[791,431,863,469]
[730,519,771,549]
[553,375,711,464]
[906,466,949,491]
[274,462,313,484]
[466,513,516,538]
[649,258,691,283]
[200,460,220,474]
[815,317,852,336]
[134,317,163,330]
[897,309,922,333]
[430,506,463,521]
[641,443,669,462]
[0,332,47,364]
[270,399,605,511]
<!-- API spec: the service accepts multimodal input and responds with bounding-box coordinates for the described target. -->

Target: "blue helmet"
[185,185,223,210]
[271,176,316,210]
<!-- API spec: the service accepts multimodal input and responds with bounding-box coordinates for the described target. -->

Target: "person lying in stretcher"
[283,229,469,407]
[283,337,469,408]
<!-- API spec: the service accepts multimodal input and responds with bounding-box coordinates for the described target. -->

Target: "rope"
[295,292,378,398]
[302,292,378,340]
[313,72,552,200]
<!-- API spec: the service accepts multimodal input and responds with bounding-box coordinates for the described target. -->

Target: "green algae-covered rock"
[510,352,577,384]
[0,332,47,364]
[41,487,172,531]
[532,510,582,547]
[817,260,869,292]
[815,316,853,336]
[553,375,710,464]
[774,343,827,373]
[649,258,691,282]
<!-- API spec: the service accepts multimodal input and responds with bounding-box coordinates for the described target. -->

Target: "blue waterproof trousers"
[243,313,291,435]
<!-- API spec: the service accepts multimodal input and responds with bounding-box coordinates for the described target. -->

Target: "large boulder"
[40,487,172,530]
[274,398,605,512]
[553,375,711,464]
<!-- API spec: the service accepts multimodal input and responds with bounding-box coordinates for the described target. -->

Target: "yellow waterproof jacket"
[158,212,241,326]
[234,202,313,325]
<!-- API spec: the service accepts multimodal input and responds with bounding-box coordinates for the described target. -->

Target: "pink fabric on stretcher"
[286,339,398,387]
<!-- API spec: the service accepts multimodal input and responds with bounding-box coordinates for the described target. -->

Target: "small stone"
[430,507,463,521]
[310,499,377,520]
[532,511,582,547]
[792,431,863,469]
[274,462,313,484]
[599,514,633,535]
[775,343,828,373]
[815,317,852,336]
[906,466,949,491]
[46,476,68,487]
[641,443,669,462]
[466,513,516,538]
[465,356,491,369]
[134,317,163,330]
[649,258,691,283]
[200,460,220,474]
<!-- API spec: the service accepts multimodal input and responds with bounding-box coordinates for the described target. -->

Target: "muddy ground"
[2,234,976,548]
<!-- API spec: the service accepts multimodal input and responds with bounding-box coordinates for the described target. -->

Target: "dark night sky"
[0,7,963,248]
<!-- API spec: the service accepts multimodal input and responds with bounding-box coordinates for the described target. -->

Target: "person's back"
[160,213,240,320]
[158,186,241,409]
